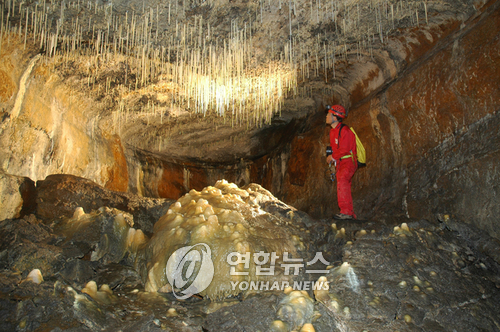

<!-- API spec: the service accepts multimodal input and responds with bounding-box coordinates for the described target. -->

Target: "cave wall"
[0,39,128,191]
[277,2,500,238]
[355,2,499,232]
[121,115,305,200]
[123,148,279,200]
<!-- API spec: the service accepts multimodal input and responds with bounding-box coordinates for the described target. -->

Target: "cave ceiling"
[1,0,477,164]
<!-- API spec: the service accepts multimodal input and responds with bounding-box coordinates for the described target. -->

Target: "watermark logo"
[165,244,332,298]
[165,243,214,299]
[230,280,329,292]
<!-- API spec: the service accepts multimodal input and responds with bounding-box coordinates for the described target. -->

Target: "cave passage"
[1,0,500,331]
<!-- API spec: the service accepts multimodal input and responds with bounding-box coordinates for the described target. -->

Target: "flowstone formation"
[138,180,312,300]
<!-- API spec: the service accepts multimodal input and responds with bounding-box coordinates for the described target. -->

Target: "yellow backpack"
[338,124,366,167]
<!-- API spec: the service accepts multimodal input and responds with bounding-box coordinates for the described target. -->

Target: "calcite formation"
[273,290,315,331]
[54,206,148,264]
[138,180,308,300]
[24,269,44,284]
[81,281,118,305]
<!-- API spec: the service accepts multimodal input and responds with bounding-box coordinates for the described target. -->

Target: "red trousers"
[336,158,357,217]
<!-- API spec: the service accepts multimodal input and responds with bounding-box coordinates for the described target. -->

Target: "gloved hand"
[326,155,334,164]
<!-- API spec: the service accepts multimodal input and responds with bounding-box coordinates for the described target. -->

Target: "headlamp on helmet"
[326,105,347,119]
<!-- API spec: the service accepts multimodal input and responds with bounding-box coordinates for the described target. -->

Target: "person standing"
[325,105,358,220]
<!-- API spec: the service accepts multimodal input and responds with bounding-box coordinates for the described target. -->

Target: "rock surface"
[316,219,500,331]
[1,179,500,331]
[36,174,172,234]
[0,170,36,221]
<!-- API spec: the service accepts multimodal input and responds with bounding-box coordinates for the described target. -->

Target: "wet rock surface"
[1,178,500,331]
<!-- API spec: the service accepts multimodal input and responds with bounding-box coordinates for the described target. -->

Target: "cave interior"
[0,0,499,331]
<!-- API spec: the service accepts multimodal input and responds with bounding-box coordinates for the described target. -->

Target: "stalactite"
[424,2,428,24]
[0,0,434,129]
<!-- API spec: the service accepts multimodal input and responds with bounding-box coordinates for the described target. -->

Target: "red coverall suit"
[329,123,358,217]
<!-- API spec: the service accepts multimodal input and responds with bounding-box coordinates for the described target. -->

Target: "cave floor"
[1,212,500,332]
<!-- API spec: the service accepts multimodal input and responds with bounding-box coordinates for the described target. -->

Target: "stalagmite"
[275,291,315,331]
[269,320,288,332]
[300,323,316,332]
[25,269,44,284]
[166,308,178,317]
[313,276,330,302]
[82,281,118,305]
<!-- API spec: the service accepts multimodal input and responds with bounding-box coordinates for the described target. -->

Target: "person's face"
[326,112,336,125]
